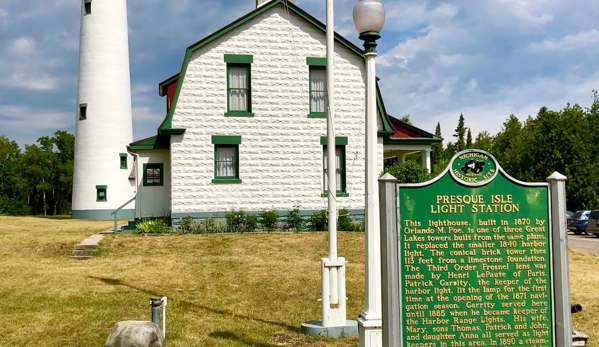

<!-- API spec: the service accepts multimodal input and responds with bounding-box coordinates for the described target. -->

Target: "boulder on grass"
[105,321,163,347]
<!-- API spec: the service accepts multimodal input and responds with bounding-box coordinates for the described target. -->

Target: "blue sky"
[1,0,599,148]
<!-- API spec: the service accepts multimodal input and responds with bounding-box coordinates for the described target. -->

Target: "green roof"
[129,136,170,150]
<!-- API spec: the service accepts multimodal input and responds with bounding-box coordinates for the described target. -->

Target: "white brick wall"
[135,149,171,218]
[169,6,383,215]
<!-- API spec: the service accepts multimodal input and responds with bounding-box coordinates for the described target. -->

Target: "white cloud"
[53,30,79,51]
[8,37,35,56]
[374,0,599,142]
[432,54,472,67]
[383,3,428,32]
[530,30,599,52]
[2,0,599,148]
[0,105,73,147]
[466,79,478,91]
[0,105,71,128]
[3,73,59,91]
[133,107,164,122]
[433,3,458,18]
[496,0,554,25]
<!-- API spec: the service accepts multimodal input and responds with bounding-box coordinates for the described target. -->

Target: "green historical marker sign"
[398,150,554,347]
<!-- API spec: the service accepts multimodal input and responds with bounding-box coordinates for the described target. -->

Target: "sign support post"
[379,173,400,347]
[548,172,572,347]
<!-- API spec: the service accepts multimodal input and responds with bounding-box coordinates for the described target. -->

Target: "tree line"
[391,103,599,212]
[0,131,74,216]
[2,102,597,215]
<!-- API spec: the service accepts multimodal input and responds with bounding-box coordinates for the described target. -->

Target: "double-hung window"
[224,54,253,117]
[321,136,348,197]
[307,57,327,118]
[212,136,242,184]
[143,163,164,186]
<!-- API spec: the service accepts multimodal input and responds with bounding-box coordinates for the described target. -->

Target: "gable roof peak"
[257,0,294,8]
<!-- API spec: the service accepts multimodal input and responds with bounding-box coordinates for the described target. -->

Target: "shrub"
[179,215,194,233]
[353,218,365,232]
[244,213,258,232]
[188,221,205,234]
[382,161,430,183]
[337,209,354,231]
[204,217,227,234]
[259,208,279,231]
[0,196,32,216]
[225,209,245,233]
[308,209,328,231]
[135,218,171,234]
[225,208,257,233]
[284,205,305,232]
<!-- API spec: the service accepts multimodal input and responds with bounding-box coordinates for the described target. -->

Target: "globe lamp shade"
[352,0,386,34]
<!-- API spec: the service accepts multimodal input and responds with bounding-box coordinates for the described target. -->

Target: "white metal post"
[421,149,431,173]
[302,0,353,335]
[358,48,383,347]
[321,0,347,329]
[378,173,400,347]
[351,6,386,343]
[326,0,339,308]
[547,172,572,347]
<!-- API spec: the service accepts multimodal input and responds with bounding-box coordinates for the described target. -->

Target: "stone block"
[105,321,163,347]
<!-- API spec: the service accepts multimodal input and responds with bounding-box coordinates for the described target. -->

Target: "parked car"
[568,210,591,235]
[585,210,599,238]
[566,211,574,230]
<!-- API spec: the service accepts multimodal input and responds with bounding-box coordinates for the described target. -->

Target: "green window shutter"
[143,163,164,186]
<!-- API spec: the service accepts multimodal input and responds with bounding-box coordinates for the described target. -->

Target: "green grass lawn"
[0,216,597,346]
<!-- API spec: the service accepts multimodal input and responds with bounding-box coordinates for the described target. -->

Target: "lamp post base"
[300,320,358,338]
[358,315,382,347]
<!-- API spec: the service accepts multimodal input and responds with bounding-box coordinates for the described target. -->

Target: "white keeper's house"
[126,0,441,223]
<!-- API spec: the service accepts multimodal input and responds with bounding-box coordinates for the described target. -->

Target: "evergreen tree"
[453,113,466,152]
[466,128,473,148]
[430,122,443,170]
[473,131,493,153]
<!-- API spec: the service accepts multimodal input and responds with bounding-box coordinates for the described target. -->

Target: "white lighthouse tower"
[72,0,135,219]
